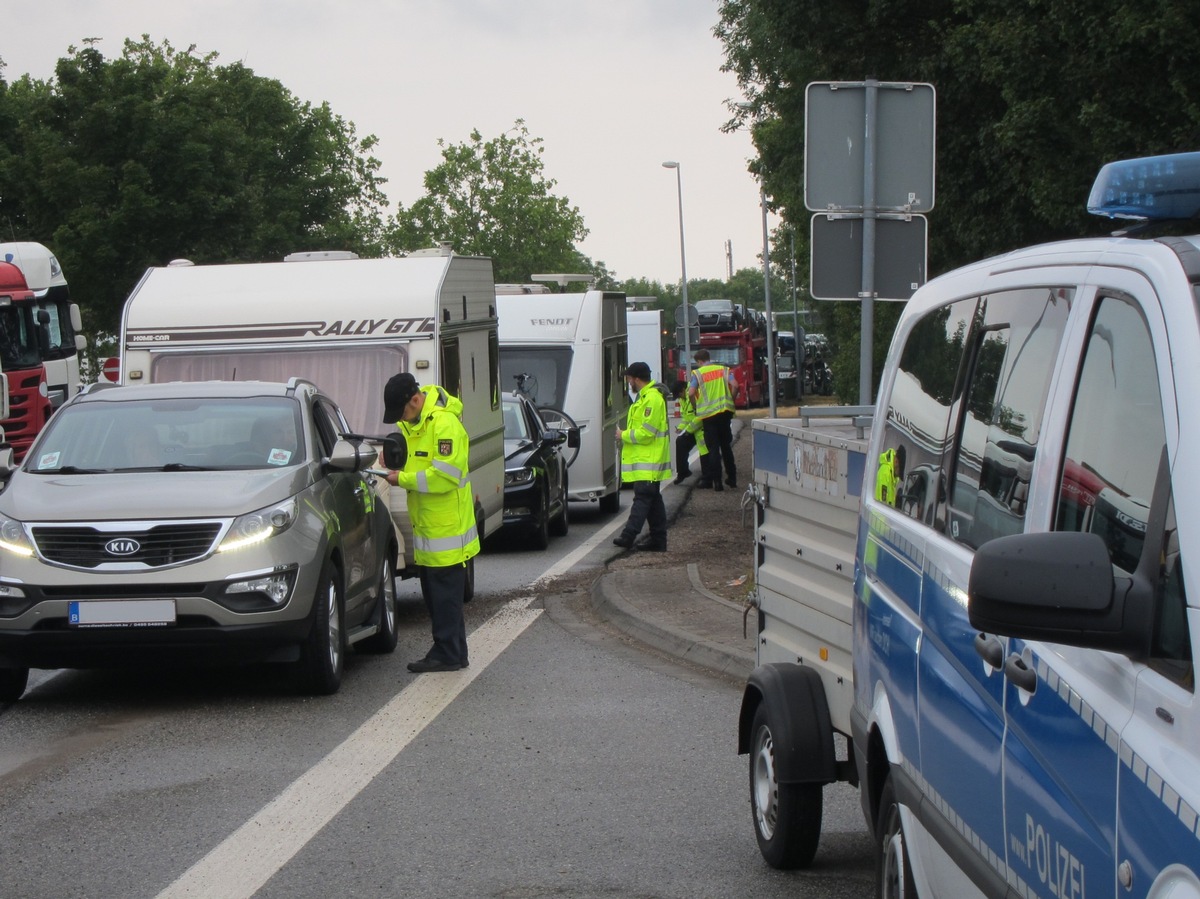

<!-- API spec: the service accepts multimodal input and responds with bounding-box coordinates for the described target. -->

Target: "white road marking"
[155,596,541,899]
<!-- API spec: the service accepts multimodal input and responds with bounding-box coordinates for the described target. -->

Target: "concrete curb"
[591,571,754,680]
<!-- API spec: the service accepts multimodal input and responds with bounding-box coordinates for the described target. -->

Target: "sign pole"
[859,79,878,406]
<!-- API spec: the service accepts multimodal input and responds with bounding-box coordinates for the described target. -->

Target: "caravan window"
[498,347,573,409]
[150,346,407,436]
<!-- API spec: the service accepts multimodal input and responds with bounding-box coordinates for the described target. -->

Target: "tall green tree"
[387,121,596,284]
[0,37,388,334]
[717,0,1200,397]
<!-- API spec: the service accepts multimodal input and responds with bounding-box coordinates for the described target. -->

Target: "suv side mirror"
[327,437,375,472]
[381,432,408,470]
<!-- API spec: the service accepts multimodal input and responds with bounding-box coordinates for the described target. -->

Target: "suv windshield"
[29,396,304,472]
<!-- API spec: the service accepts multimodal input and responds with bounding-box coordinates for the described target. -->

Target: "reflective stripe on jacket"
[621,381,671,483]
[394,385,480,567]
[694,364,735,418]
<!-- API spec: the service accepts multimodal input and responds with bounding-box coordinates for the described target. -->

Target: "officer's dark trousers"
[700,411,736,483]
[675,431,697,477]
[620,481,667,544]
[418,563,469,666]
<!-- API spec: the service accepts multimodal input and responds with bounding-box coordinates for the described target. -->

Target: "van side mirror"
[968,531,1153,659]
[381,432,408,470]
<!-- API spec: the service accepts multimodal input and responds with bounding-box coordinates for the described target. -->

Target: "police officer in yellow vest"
[613,362,671,552]
[688,347,737,491]
[875,445,905,507]
[672,378,707,485]
[382,373,478,673]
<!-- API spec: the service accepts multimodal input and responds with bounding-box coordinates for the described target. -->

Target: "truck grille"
[31,523,224,569]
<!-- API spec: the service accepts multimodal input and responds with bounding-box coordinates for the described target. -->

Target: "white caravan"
[119,247,504,576]
[496,282,627,513]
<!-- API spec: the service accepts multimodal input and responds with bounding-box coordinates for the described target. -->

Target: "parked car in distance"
[501,391,578,549]
[0,377,400,701]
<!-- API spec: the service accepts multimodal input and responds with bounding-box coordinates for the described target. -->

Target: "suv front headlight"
[0,517,34,558]
[218,499,298,553]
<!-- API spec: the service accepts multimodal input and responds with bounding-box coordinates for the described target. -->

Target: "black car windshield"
[502,399,533,441]
[28,396,305,472]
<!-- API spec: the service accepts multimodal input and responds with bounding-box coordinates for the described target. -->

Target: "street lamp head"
[661,161,679,169]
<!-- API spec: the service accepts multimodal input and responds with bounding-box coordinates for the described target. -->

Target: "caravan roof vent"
[1088,151,1200,221]
[283,251,360,262]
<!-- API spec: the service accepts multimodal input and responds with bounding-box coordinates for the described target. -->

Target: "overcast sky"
[3,0,771,287]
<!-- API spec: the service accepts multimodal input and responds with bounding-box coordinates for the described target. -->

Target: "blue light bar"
[1087,152,1200,220]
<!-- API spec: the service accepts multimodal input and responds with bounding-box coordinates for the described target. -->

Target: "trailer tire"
[599,486,620,514]
[749,703,823,869]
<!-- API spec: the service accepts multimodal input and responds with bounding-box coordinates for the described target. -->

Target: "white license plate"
[68,599,176,627]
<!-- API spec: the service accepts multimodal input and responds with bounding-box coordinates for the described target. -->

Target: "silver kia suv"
[0,378,399,700]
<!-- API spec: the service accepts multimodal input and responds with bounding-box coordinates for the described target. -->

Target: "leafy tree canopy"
[717,0,1200,398]
[387,121,600,285]
[0,37,388,335]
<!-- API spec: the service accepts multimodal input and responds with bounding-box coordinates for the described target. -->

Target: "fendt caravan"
[119,247,504,582]
[496,278,627,513]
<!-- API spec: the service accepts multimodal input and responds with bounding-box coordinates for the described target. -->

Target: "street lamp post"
[759,186,778,417]
[662,161,692,377]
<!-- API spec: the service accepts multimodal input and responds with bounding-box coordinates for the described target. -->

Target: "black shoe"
[713,482,725,492]
[673,471,691,485]
[613,534,635,549]
[725,477,737,488]
[407,657,466,673]
[635,537,667,552]
[695,479,713,489]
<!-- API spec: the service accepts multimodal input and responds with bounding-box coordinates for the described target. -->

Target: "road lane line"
[155,596,541,899]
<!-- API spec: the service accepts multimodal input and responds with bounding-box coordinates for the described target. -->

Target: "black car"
[501,392,578,549]
[694,299,742,332]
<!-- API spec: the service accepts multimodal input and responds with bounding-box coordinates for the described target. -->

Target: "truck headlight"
[0,517,34,558]
[218,499,297,553]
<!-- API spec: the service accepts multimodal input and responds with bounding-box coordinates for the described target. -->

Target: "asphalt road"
[0,501,873,899]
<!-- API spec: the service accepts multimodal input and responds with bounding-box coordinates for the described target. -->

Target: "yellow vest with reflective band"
[694,363,734,418]
[875,448,900,506]
[621,381,671,483]
[394,385,480,567]
[679,392,708,455]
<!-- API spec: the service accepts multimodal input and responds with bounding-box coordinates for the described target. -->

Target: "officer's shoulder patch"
[438,438,453,455]
[643,406,652,417]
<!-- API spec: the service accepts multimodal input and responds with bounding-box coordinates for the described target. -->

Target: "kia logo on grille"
[105,538,141,556]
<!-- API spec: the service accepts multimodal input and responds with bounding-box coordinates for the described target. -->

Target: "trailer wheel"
[876,775,918,899]
[749,703,822,869]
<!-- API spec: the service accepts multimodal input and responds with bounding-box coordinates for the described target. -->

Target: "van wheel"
[360,555,398,654]
[0,666,29,702]
[877,775,918,898]
[298,561,344,695]
[749,704,822,869]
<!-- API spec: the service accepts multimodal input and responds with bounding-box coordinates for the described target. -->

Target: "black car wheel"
[531,483,551,550]
[360,555,398,654]
[0,666,29,703]
[549,474,569,537]
[297,560,344,695]
[876,775,918,898]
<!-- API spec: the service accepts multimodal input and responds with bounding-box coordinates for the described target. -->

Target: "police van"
[740,152,1200,898]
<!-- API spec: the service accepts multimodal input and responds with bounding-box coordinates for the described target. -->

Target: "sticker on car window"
[267,448,292,466]
[38,451,61,470]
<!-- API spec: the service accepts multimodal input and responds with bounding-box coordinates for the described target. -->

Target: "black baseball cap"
[383,373,420,422]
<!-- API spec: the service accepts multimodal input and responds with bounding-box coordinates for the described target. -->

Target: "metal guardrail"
[798,404,875,438]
